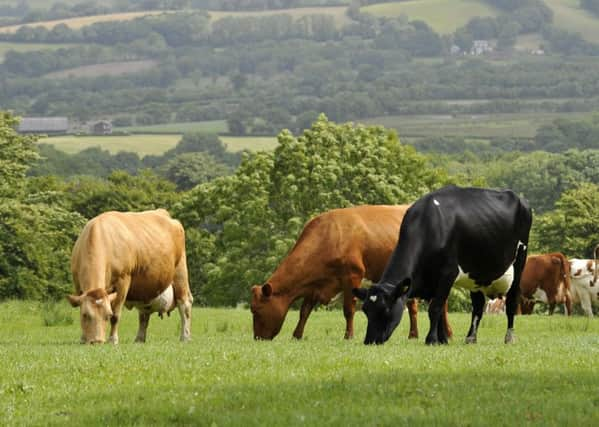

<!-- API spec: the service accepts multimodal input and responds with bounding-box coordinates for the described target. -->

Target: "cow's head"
[250,283,287,340]
[67,288,117,344]
[353,281,408,345]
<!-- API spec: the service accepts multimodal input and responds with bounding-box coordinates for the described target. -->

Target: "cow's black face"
[353,285,407,345]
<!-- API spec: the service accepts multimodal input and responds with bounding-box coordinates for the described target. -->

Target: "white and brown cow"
[569,245,599,317]
[519,253,572,315]
[68,209,193,344]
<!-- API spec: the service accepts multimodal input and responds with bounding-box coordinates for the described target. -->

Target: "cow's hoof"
[465,336,477,344]
[108,336,119,345]
[408,332,418,339]
[504,329,516,344]
[134,337,146,343]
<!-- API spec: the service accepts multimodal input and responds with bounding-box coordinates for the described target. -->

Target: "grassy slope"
[0,11,171,33]
[209,6,351,28]
[0,301,597,426]
[362,0,500,34]
[43,60,157,79]
[545,0,599,43]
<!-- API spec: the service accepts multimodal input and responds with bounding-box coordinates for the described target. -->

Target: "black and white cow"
[353,185,532,346]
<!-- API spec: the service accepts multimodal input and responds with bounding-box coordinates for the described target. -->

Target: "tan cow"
[68,209,193,344]
[519,253,572,315]
[250,205,452,340]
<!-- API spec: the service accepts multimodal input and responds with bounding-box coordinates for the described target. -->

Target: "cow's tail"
[558,254,571,290]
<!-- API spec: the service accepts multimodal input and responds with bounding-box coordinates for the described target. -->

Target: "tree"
[531,183,599,257]
[159,152,231,190]
[176,116,449,305]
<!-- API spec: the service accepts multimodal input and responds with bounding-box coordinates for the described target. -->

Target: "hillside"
[363,0,500,34]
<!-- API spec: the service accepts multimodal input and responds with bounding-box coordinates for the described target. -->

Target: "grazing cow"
[519,253,572,315]
[68,209,193,344]
[569,245,599,316]
[353,185,532,345]
[251,205,452,340]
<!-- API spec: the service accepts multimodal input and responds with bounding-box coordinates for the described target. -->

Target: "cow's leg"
[564,290,572,316]
[342,290,358,340]
[135,311,151,343]
[548,302,556,315]
[425,271,454,345]
[407,298,418,339]
[176,299,192,341]
[465,291,485,344]
[108,275,132,345]
[173,252,193,341]
[505,243,527,344]
[442,299,453,338]
[293,298,315,339]
[435,298,450,344]
[579,290,593,317]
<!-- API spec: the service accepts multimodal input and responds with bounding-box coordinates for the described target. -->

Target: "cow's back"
[71,209,185,299]
[268,205,409,292]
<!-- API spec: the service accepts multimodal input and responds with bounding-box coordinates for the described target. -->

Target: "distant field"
[209,6,351,28]
[546,0,599,43]
[362,0,499,34]
[0,42,79,60]
[220,136,278,152]
[0,11,172,33]
[43,60,157,79]
[38,134,182,156]
[39,133,278,155]
[362,112,596,139]
[118,120,228,135]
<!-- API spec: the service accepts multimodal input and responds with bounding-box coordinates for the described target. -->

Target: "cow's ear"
[107,292,118,304]
[352,287,368,301]
[392,278,411,300]
[67,294,82,307]
[262,283,272,298]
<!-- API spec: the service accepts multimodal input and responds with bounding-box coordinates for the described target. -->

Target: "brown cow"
[250,205,452,340]
[68,209,193,344]
[519,253,571,315]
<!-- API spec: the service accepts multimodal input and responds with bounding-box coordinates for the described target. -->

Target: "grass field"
[39,133,279,155]
[546,0,599,43]
[362,0,499,34]
[208,6,351,28]
[118,120,228,135]
[39,134,183,156]
[362,112,597,139]
[43,60,157,79]
[0,300,597,426]
[0,11,172,33]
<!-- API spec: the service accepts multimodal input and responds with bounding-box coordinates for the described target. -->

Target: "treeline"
[2,111,598,305]
[32,133,241,190]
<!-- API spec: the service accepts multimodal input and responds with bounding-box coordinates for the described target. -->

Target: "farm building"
[92,120,113,135]
[18,117,69,134]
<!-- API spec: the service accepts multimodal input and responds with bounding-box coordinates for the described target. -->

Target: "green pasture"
[0,301,597,426]
[208,6,351,28]
[117,120,228,135]
[546,0,599,44]
[39,133,278,156]
[38,134,183,156]
[362,0,499,34]
[363,112,597,139]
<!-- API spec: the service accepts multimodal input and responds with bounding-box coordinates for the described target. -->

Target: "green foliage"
[0,112,39,198]
[159,152,231,190]
[177,116,449,305]
[531,182,599,257]
[0,200,86,300]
